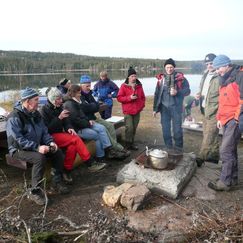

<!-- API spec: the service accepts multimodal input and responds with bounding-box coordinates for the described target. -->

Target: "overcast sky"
[1,0,242,60]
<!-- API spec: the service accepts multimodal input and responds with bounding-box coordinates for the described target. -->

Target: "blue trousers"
[160,105,183,149]
[100,105,113,120]
[78,123,111,158]
[220,119,241,186]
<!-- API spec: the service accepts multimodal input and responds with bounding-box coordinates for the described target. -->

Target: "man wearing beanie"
[208,54,243,191]
[93,71,119,119]
[117,67,146,150]
[6,87,69,206]
[153,58,190,151]
[40,87,106,181]
[195,53,220,167]
[57,78,71,95]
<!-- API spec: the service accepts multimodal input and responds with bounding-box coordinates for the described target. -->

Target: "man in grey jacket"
[195,53,220,166]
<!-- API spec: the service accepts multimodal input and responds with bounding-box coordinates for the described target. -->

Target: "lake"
[0,73,201,103]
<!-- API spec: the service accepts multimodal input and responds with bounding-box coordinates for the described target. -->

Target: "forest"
[0,50,207,74]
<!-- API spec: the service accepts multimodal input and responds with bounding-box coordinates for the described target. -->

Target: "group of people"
[5,55,243,205]
[6,67,145,205]
[182,53,243,192]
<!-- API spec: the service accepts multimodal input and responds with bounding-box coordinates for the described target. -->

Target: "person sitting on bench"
[6,87,69,206]
[79,75,130,158]
[40,88,106,184]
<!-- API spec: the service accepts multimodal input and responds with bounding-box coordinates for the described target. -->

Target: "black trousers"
[13,149,64,188]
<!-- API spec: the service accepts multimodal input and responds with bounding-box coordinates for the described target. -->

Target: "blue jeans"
[78,123,111,158]
[160,105,183,149]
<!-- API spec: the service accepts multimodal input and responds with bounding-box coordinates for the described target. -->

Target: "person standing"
[208,55,243,191]
[117,67,146,150]
[93,71,119,119]
[195,53,220,166]
[153,58,190,151]
[6,87,69,205]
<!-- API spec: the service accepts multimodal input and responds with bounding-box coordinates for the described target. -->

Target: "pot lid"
[149,149,168,158]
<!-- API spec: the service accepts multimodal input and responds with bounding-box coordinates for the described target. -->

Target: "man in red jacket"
[208,55,243,191]
[117,67,146,150]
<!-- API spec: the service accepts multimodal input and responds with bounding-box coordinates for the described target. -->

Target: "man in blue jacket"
[93,71,119,119]
[6,87,69,205]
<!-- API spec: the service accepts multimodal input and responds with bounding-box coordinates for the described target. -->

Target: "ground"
[0,97,242,242]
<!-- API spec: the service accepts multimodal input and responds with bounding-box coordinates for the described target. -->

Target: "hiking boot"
[121,149,131,157]
[63,170,73,185]
[28,190,47,206]
[106,149,126,160]
[208,179,231,191]
[50,180,70,194]
[231,179,238,186]
[196,158,204,167]
[127,144,138,151]
[88,161,106,172]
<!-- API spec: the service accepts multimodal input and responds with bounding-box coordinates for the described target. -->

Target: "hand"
[58,109,70,120]
[131,94,137,100]
[153,111,157,118]
[49,142,58,152]
[89,120,95,126]
[217,121,222,129]
[38,145,50,154]
[170,87,177,96]
[68,128,77,135]
[107,94,112,98]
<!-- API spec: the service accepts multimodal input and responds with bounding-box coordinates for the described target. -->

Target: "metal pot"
[146,147,168,169]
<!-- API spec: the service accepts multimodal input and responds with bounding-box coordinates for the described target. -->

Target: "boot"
[106,147,126,160]
[85,157,107,172]
[63,169,73,185]
[126,142,138,151]
[51,173,70,194]
[196,158,204,167]
[28,189,47,206]
[208,179,231,191]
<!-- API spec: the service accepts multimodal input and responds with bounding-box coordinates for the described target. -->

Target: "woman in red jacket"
[117,67,145,150]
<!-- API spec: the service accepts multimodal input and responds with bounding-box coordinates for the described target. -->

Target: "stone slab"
[117,152,196,199]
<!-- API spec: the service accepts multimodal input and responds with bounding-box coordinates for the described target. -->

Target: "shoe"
[196,158,204,167]
[127,144,138,151]
[50,180,70,194]
[121,149,131,157]
[106,149,126,160]
[63,170,73,185]
[231,179,238,186]
[28,190,47,206]
[208,179,231,191]
[206,159,219,164]
[88,162,106,172]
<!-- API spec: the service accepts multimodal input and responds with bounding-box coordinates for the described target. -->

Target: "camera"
[49,145,56,153]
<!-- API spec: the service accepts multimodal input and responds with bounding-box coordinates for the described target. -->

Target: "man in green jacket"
[195,53,220,166]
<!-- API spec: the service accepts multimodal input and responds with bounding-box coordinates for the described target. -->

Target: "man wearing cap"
[93,71,119,119]
[195,53,220,166]
[208,55,243,191]
[117,67,146,150]
[153,58,190,151]
[57,78,71,95]
[6,87,69,206]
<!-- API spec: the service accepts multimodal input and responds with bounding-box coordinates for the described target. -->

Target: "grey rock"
[117,153,196,199]
[120,184,151,211]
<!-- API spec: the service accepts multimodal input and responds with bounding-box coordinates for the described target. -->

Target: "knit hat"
[127,66,137,77]
[59,78,70,86]
[213,55,232,69]
[80,75,92,84]
[164,58,176,68]
[21,87,39,101]
[47,87,62,105]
